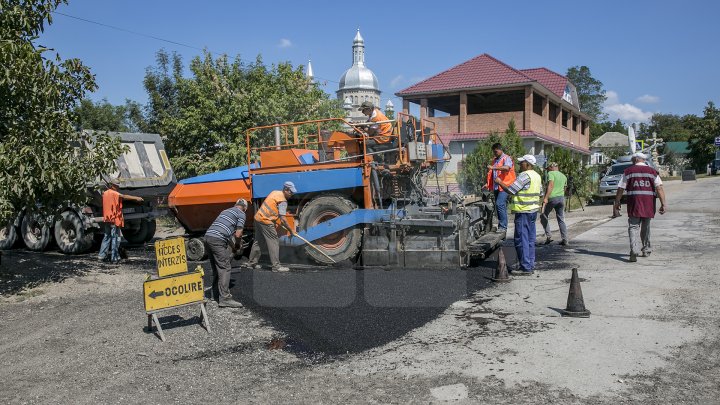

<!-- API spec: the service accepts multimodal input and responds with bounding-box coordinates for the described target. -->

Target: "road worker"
[98,178,144,263]
[613,152,667,262]
[246,181,297,272]
[495,155,542,275]
[358,101,393,153]
[483,143,516,234]
[204,198,248,308]
[540,162,569,246]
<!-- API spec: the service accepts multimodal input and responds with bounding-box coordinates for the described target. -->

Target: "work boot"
[629,253,638,262]
[544,236,553,245]
[560,239,569,246]
[272,266,290,273]
[218,298,243,308]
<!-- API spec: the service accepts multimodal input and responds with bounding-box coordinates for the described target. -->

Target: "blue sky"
[39,0,720,123]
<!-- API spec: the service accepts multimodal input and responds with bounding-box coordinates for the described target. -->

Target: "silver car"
[596,162,633,203]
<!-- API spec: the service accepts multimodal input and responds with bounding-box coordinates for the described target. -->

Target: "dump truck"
[0,132,176,254]
[169,114,503,268]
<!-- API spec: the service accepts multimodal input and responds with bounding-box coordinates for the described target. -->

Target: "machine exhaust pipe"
[275,124,281,150]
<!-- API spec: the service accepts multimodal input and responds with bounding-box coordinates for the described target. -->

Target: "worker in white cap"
[495,154,543,275]
[247,181,297,272]
[613,152,667,262]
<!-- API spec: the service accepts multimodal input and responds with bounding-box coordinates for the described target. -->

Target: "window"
[561,110,569,127]
[572,116,578,131]
[548,103,558,123]
[581,120,588,135]
[467,90,525,114]
[533,93,544,116]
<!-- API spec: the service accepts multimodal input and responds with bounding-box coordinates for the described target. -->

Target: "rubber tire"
[123,220,150,245]
[186,237,207,261]
[0,222,18,250]
[54,211,94,254]
[21,213,52,251]
[143,219,157,242]
[298,195,362,265]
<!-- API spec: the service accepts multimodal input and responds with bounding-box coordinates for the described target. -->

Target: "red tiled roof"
[396,54,534,96]
[439,131,590,155]
[520,68,568,99]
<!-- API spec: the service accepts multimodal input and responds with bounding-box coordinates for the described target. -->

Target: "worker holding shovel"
[247,181,297,272]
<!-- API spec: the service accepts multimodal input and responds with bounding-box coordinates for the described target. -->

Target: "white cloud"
[603,90,653,123]
[635,94,660,104]
[605,103,653,122]
[390,75,404,88]
[278,38,292,48]
[605,90,619,105]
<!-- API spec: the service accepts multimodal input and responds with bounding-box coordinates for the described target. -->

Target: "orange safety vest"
[369,108,392,143]
[485,154,517,190]
[254,190,287,225]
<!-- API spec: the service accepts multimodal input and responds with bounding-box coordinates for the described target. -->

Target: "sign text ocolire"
[143,271,204,312]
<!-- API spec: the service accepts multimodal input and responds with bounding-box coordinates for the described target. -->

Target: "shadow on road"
[214,263,497,357]
[571,247,627,263]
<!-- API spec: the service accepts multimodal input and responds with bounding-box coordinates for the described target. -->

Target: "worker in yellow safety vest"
[246,181,297,272]
[495,154,542,275]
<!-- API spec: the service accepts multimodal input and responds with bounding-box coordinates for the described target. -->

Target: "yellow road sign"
[155,237,188,277]
[143,271,204,312]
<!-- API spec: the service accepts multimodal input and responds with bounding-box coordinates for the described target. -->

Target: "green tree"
[546,148,592,200]
[687,101,720,171]
[566,66,607,122]
[637,113,697,142]
[458,118,525,194]
[0,0,124,223]
[590,119,627,142]
[73,98,148,132]
[143,50,344,179]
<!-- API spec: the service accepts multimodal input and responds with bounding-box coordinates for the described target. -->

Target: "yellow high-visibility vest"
[509,170,542,213]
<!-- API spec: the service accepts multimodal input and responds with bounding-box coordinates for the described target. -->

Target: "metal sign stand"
[147,300,211,342]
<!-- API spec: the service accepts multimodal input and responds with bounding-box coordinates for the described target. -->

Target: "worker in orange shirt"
[98,178,144,263]
[246,181,297,272]
[483,143,516,234]
[358,101,393,153]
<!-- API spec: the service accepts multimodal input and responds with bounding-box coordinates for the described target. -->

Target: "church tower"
[337,30,382,121]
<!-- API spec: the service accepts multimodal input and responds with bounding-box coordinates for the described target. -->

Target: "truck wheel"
[186,237,207,261]
[54,211,93,254]
[123,220,150,245]
[299,195,361,265]
[144,219,157,242]
[0,222,18,250]
[21,213,51,251]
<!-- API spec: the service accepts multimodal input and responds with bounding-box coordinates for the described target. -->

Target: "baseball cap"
[517,154,537,165]
[358,101,374,111]
[632,152,647,159]
[283,181,297,193]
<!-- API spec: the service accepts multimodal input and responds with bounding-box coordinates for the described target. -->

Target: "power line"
[51,11,222,55]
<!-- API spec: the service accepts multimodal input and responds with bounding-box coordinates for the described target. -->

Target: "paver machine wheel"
[298,195,362,265]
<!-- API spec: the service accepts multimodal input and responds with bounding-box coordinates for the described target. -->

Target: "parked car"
[595,155,657,203]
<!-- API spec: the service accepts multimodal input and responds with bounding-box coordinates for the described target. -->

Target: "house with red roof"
[396,54,591,176]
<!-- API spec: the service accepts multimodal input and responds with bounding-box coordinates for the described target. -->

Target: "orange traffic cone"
[491,248,510,283]
[561,268,590,317]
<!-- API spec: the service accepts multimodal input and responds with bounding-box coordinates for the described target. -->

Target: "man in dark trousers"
[613,152,667,262]
[205,198,248,308]
[540,162,569,245]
